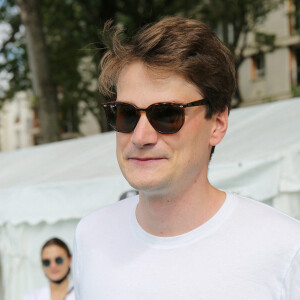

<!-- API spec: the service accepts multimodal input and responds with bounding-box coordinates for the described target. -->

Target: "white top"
[73,193,300,299]
[22,280,75,300]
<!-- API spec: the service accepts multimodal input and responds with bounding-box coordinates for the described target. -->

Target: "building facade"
[0,91,100,151]
[239,0,300,105]
[0,91,35,151]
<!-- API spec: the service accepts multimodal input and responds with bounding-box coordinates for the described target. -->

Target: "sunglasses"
[101,99,208,134]
[42,256,64,267]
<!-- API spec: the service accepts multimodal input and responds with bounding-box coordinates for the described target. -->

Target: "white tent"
[0,98,299,300]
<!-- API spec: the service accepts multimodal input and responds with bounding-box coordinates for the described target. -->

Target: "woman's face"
[41,245,72,282]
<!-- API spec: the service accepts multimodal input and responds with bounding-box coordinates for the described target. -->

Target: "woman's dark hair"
[41,237,72,257]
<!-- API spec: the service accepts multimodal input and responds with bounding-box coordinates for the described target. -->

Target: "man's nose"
[130,112,158,148]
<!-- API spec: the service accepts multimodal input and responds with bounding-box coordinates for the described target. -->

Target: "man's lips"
[128,157,166,163]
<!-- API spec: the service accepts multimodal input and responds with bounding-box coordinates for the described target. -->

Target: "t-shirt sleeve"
[280,247,300,299]
[73,227,80,300]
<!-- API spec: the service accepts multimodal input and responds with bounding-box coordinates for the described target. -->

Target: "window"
[251,53,265,79]
[289,0,300,34]
[292,47,300,85]
[294,0,300,31]
[216,22,234,45]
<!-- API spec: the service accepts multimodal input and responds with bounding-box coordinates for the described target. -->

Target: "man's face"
[116,61,227,197]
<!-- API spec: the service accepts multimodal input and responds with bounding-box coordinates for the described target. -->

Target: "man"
[73,17,300,299]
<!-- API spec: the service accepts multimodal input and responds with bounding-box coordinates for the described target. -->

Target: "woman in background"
[22,237,75,300]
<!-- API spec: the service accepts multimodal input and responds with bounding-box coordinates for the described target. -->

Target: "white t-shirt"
[22,280,75,300]
[73,193,300,300]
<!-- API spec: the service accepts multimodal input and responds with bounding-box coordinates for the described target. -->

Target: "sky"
[0,22,12,92]
[0,2,20,93]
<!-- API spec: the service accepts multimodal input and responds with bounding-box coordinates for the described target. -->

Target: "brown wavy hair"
[99,16,236,119]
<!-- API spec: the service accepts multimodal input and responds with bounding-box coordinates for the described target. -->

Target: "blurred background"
[0,0,300,299]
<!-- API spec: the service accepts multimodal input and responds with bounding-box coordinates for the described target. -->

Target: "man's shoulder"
[75,195,138,234]
[235,193,300,223]
[232,193,300,238]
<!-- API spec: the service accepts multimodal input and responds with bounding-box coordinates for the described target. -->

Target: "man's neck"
[136,183,226,237]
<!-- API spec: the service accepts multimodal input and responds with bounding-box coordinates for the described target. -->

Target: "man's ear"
[209,107,228,146]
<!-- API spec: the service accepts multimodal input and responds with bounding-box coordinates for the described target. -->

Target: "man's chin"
[127,180,157,192]
[126,177,171,196]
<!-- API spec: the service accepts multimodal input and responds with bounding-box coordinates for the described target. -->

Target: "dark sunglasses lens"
[149,104,184,133]
[56,257,64,265]
[104,103,138,133]
[42,259,50,267]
